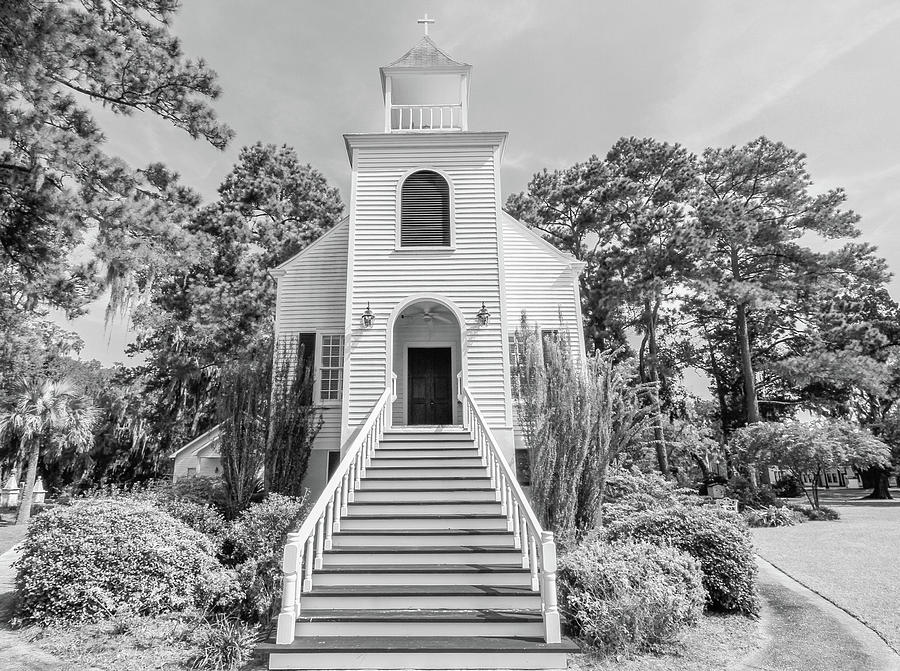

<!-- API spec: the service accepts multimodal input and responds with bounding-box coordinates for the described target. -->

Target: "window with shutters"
[399,170,452,247]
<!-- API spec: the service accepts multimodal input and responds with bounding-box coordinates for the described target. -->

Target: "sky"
[60,0,900,365]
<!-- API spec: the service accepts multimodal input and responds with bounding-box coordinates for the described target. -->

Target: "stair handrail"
[459,385,561,644]
[276,386,392,644]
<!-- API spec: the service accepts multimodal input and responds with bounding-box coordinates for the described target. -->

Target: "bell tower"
[380,15,471,133]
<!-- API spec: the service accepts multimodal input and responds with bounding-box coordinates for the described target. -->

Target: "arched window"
[400,170,451,247]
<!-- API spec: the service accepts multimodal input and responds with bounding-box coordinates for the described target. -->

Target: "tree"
[731,418,891,509]
[508,139,700,476]
[512,321,655,532]
[0,378,98,523]
[128,144,343,463]
[216,336,323,515]
[693,137,875,427]
[0,0,231,323]
[265,337,324,496]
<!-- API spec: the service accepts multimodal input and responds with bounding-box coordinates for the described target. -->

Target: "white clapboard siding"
[345,134,509,432]
[274,219,349,451]
[501,212,584,445]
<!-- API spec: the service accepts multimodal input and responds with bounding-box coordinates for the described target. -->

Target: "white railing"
[276,387,393,644]
[391,104,462,131]
[459,385,561,644]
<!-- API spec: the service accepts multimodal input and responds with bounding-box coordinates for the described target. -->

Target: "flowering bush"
[559,539,705,655]
[603,504,759,615]
[15,499,238,624]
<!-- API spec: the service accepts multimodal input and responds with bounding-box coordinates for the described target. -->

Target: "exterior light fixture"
[476,302,491,327]
[361,302,375,328]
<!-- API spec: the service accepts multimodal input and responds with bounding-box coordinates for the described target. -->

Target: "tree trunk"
[730,250,761,425]
[644,298,669,476]
[864,467,894,500]
[736,300,761,424]
[16,438,40,525]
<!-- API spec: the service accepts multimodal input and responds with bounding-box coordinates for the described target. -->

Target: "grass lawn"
[753,489,900,653]
[17,614,267,671]
[568,613,760,671]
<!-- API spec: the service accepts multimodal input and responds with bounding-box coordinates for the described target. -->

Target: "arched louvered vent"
[400,170,451,246]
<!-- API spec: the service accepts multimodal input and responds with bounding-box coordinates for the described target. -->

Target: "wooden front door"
[408,347,453,425]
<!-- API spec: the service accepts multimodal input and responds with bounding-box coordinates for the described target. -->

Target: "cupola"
[380,15,471,133]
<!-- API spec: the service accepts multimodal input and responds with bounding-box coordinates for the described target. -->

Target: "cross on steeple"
[417,13,435,36]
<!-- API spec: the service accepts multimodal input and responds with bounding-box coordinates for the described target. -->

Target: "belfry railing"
[390,104,462,131]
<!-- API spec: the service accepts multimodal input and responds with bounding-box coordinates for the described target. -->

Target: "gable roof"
[269,216,349,277]
[384,36,468,69]
[501,210,585,269]
[169,424,222,461]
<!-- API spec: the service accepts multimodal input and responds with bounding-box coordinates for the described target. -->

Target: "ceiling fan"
[401,304,454,324]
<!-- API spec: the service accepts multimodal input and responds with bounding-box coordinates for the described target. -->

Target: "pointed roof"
[384,35,469,69]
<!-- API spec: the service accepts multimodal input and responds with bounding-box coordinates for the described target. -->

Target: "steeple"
[380,18,471,133]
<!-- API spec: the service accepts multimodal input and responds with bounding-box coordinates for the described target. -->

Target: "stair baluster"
[276,387,392,646]
[460,386,562,645]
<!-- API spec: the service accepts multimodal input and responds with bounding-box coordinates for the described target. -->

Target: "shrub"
[602,468,702,525]
[15,499,238,624]
[603,504,759,615]
[788,504,840,521]
[169,475,229,511]
[221,493,308,564]
[744,505,800,528]
[219,493,309,624]
[188,615,258,671]
[558,540,705,655]
[773,475,804,498]
[160,498,228,539]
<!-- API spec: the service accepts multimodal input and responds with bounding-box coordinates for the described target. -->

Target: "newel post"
[276,540,301,644]
[540,531,561,644]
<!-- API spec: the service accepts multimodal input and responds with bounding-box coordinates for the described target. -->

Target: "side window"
[400,170,451,246]
[326,450,341,479]
[320,334,344,402]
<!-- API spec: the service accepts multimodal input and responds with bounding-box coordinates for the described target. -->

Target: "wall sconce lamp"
[476,302,491,327]
[361,302,375,328]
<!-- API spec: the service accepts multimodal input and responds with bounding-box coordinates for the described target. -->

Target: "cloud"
[666,2,900,144]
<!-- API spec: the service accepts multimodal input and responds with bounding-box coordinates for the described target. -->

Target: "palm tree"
[0,378,98,524]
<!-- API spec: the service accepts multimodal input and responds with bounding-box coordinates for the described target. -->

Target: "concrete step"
[359,477,492,490]
[321,546,524,567]
[264,635,577,670]
[299,585,540,610]
[294,609,544,637]
[312,564,532,587]
[370,456,485,468]
[352,488,497,503]
[364,466,488,478]
[375,448,480,459]
[348,501,501,516]
[381,430,471,442]
[338,515,510,532]
[331,530,515,548]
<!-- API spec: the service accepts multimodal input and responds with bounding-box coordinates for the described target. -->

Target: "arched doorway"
[389,297,463,426]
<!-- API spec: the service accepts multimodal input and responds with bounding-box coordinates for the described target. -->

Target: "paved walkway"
[740,558,900,671]
[0,544,84,670]
[0,543,20,621]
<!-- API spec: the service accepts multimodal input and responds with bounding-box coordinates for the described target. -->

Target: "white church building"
[179,26,583,670]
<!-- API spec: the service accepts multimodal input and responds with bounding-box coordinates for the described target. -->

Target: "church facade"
[271,35,584,500]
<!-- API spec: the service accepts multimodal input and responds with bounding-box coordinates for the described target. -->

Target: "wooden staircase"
[264,389,575,670]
